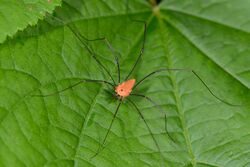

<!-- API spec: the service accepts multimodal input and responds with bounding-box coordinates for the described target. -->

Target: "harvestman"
[34,15,239,160]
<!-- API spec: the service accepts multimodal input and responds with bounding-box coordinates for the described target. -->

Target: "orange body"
[115,79,136,98]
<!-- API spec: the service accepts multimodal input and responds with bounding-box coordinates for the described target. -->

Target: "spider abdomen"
[115,79,136,97]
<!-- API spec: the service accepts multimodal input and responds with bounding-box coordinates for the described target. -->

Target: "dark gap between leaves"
[156,0,162,4]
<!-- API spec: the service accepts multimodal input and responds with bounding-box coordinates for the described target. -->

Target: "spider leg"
[127,98,164,165]
[82,37,121,84]
[67,25,117,85]
[130,93,175,142]
[32,79,114,97]
[133,68,241,106]
[47,15,117,85]
[124,20,147,81]
[91,100,122,159]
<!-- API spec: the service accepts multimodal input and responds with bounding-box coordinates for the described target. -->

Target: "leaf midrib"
[157,13,196,166]
[73,84,102,166]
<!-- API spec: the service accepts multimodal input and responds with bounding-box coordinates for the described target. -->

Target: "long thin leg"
[102,38,120,84]
[164,114,171,139]
[48,15,117,85]
[127,99,164,165]
[66,25,117,85]
[130,93,175,142]
[91,100,122,159]
[134,68,188,89]
[133,68,240,106]
[124,20,147,81]
[32,79,114,97]
[84,37,121,84]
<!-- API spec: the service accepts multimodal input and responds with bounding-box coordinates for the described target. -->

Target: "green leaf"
[0,0,61,44]
[0,0,250,167]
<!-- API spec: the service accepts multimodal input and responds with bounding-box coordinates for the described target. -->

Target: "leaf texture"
[0,0,249,167]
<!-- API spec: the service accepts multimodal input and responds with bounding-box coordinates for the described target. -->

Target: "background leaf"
[0,0,250,167]
[0,0,61,43]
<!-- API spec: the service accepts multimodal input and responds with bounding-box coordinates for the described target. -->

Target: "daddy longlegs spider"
[33,14,240,162]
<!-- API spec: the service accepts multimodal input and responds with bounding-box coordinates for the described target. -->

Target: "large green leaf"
[0,0,250,166]
[0,0,61,43]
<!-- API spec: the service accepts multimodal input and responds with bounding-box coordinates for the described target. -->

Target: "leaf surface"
[0,0,250,167]
[0,0,61,43]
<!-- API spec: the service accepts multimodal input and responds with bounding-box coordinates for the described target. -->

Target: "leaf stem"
[149,0,157,7]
